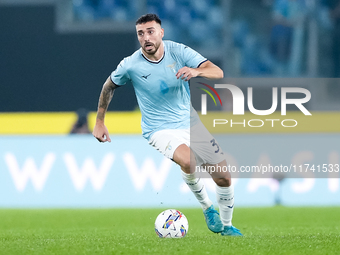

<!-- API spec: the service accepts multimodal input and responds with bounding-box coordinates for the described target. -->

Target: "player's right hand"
[92,123,111,143]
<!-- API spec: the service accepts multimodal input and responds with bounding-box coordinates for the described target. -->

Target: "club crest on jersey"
[167,61,177,74]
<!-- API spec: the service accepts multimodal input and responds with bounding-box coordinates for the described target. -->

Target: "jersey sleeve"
[110,58,131,86]
[181,44,207,68]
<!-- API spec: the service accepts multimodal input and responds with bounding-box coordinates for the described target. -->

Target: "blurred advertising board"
[0,135,339,207]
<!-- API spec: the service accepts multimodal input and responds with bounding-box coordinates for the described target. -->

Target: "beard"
[143,41,161,55]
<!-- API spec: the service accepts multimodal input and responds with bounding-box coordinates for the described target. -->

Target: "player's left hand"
[176,67,199,81]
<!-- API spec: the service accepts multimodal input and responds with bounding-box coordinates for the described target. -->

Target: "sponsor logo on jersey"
[141,73,151,79]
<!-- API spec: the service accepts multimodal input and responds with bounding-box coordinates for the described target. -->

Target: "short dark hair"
[136,13,161,25]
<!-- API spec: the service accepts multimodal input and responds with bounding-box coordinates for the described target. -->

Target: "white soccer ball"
[154,209,189,238]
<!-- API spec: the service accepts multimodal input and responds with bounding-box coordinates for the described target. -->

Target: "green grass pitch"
[0,207,339,254]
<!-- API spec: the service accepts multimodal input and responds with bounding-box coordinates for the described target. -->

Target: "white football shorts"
[148,121,225,166]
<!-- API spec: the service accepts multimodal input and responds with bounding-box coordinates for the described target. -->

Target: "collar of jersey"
[140,43,165,64]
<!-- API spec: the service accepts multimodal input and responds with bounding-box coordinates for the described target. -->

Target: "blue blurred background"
[1,0,340,111]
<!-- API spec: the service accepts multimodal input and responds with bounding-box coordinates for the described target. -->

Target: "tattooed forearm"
[98,84,114,110]
[96,78,116,121]
[96,110,106,121]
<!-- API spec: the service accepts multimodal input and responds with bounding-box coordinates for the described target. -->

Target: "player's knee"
[214,177,231,187]
[180,158,191,173]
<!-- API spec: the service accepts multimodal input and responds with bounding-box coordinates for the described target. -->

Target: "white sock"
[181,171,212,210]
[216,184,234,226]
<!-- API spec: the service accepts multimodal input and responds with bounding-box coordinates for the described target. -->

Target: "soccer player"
[93,13,242,236]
